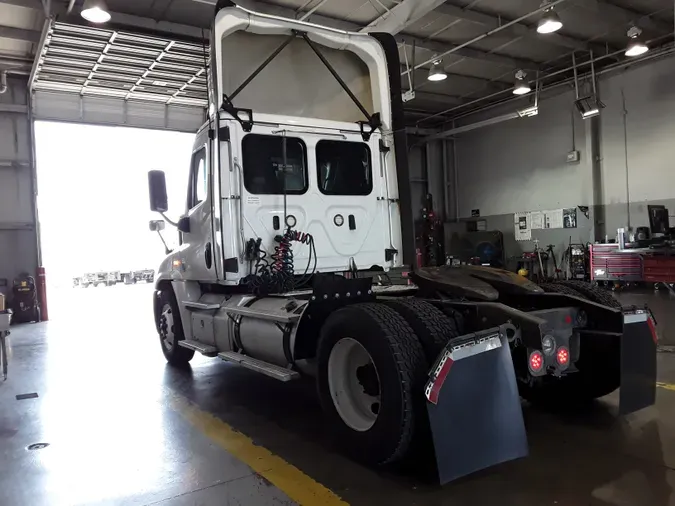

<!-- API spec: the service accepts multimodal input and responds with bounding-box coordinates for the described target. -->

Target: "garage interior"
[2,0,675,505]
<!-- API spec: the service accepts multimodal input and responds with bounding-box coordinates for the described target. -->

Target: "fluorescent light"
[537,11,563,34]
[518,106,539,117]
[427,59,447,82]
[575,96,604,119]
[582,109,600,118]
[82,0,111,23]
[625,40,648,57]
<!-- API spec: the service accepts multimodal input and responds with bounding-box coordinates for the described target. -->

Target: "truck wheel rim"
[159,303,175,352]
[328,338,381,432]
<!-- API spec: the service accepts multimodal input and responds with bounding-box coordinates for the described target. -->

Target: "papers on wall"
[530,212,544,230]
[543,209,563,229]
[514,212,532,241]
[563,208,577,228]
[515,207,577,239]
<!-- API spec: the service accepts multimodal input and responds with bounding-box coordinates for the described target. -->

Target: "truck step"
[183,301,220,311]
[218,351,300,382]
[224,306,301,324]
[178,340,218,357]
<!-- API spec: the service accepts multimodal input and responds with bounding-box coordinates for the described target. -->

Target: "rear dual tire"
[317,300,462,466]
[317,302,429,466]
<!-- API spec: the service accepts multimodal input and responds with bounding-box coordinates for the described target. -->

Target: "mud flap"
[425,326,528,485]
[620,310,657,415]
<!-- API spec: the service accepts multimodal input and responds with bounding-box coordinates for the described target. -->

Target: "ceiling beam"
[436,2,599,52]
[0,25,41,43]
[585,0,672,35]
[0,0,43,7]
[406,90,465,106]
[361,0,448,35]
[239,0,539,69]
[399,34,538,70]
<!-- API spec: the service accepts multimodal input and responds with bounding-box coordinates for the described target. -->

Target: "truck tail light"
[529,350,544,372]
[557,347,570,366]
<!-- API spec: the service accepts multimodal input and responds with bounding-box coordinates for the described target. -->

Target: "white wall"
[456,89,591,218]
[450,52,675,258]
[600,55,675,232]
[0,76,38,294]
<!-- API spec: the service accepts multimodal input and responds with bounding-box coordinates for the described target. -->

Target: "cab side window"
[188,147,207,209]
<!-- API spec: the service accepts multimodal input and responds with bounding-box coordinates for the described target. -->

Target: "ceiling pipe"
[405,0,568,75]
[418,33,671,123]
[0,71,7,94]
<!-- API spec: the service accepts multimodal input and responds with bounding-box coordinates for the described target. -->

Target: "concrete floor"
[2,285,675,505]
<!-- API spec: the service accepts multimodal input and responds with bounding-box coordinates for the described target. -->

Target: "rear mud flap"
[425,326,528,485]
[620,310,657,415]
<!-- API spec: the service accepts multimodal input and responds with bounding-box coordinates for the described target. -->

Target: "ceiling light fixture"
[427,59,447,82]
[81,0,111,24]
[512,70,531,95]
[537,1,563,34]
[625,26,648,57]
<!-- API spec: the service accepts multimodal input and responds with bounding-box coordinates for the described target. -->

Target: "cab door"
[309,132,388,271]
[179,136,218,282]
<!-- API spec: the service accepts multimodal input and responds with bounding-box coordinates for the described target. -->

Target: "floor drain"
[27,443,49,451]
[16,393,39,401]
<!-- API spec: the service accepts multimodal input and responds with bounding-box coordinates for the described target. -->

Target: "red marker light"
[564,315,572,324]
[557,347,570,366]
[529,350,544,372]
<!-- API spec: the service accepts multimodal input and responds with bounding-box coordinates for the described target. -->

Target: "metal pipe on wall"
[442,138,449,221]
[621,88,631,230]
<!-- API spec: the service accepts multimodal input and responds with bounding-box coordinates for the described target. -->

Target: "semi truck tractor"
[147,2,657,484]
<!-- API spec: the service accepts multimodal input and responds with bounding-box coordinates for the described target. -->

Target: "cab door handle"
[348,215,356,230]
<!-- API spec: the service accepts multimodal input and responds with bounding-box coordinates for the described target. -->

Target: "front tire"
[317,302,427,466]
[157,289,194,366]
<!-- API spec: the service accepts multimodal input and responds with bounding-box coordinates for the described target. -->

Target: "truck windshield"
[316,140,372,196]
[243,134,308,195]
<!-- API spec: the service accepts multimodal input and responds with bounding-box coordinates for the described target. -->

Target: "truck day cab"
[147,2,657,484]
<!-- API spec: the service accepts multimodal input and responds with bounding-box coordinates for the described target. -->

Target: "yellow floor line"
[657,382,675,392]
[167,389,348,506]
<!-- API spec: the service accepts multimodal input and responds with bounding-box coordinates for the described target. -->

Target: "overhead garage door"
[31,22,208,132]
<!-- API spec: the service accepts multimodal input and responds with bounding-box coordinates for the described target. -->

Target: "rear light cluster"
[528,344,570,374]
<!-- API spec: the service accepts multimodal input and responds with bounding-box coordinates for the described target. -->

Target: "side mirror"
[149,219,166,232]
[148,170,168,212]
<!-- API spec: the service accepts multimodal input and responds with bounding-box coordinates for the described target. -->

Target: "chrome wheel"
[327,338,381,432]
[159,303,175,352]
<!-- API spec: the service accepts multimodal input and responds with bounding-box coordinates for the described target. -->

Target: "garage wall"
[599,55,675,233]
[454,88,593,260]
[0,76,38,296]
[450,52,675,260]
